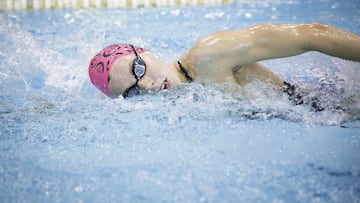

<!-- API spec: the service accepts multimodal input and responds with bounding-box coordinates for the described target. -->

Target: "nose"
[137,76,160,91]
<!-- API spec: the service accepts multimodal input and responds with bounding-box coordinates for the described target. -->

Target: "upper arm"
[182,23,307,82]
[189,23,308,67]
[183,22,360,83]
[189,22,360,69]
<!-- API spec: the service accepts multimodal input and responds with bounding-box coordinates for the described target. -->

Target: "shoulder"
[183,27,260,70]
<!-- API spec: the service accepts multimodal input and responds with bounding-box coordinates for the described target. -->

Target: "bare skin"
[108,22,360,97]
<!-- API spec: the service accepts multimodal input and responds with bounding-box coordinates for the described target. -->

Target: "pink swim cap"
[88,43,149,98]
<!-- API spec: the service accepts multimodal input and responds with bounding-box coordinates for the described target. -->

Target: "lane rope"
[1,0,233,10]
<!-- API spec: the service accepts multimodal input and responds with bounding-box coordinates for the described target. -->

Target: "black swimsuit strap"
[177,61,193,83]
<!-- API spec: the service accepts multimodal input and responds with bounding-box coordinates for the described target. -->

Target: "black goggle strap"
[122,44,146,98]
[129,44,146,80]
[130,44,139,57]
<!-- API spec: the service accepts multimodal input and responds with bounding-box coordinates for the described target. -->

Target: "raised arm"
[182,23,360,83]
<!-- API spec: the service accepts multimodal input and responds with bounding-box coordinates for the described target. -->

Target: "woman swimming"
[89,22,360,108]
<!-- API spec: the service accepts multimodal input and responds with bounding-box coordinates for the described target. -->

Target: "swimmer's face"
[108,51,180,98]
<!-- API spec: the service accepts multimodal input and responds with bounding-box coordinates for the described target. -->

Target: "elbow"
[308,22,330,31]
[302,22,333,52]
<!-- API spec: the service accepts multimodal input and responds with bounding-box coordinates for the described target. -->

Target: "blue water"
[1,0,360,202]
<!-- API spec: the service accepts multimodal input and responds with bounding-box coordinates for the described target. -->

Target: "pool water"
[1,0,360,202]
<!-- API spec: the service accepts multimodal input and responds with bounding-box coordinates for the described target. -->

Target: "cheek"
[139,69,166,90]
[141,64,168,89]
[147,68,165,81]
[109,77,133,96]
[140,76,162,90]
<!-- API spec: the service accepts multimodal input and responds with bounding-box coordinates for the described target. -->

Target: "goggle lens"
[133,58,146,79]
[124,84,140,97]
[123,44,146,98]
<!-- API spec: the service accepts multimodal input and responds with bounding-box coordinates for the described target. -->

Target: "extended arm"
[248,22,360,62]
[183,22,360,83]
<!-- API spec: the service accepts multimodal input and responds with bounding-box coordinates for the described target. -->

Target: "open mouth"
[160,78,172,91]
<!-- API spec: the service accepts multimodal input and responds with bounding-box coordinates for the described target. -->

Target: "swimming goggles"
[123,44,146,98]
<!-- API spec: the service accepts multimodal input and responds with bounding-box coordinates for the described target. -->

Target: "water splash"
[1,3,360,202]
[1,10,359,125]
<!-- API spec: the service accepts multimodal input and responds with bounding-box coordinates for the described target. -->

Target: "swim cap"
[88,43,148,98]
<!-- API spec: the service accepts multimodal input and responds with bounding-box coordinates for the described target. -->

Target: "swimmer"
[89,23,360,110]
